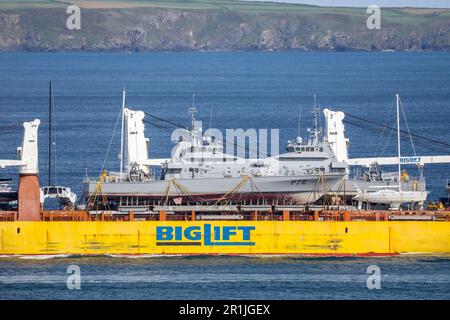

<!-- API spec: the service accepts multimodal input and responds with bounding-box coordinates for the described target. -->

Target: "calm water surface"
[0,255,449,300]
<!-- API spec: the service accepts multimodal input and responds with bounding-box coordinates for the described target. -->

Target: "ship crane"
[323,109,450,167]
[0,119,41,220]
[347,156,450,167]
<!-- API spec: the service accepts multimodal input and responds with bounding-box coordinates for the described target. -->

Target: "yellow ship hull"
[0,221,449,255]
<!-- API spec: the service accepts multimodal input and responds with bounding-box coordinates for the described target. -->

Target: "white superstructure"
[0,119,40,174]
[123,108,150,175]
[323,109,349,163]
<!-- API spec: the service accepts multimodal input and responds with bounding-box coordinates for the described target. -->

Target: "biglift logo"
[156,224,256,246]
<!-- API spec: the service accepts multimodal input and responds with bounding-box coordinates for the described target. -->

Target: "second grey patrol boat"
[83,96,347,209]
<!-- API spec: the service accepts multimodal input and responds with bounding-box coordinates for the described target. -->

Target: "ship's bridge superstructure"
[167,106,236,166]
[278,107,347,176]
[163,107,281,180]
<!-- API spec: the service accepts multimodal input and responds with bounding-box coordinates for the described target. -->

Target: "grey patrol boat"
[83,97,346,208]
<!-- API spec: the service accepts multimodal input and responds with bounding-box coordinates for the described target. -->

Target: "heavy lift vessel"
[1,96,450,255]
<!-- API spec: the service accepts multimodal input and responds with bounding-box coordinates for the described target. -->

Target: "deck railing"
[1,208,447,222]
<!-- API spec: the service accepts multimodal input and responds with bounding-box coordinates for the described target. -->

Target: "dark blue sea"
[0,255,449,300]
[0,52,449,300]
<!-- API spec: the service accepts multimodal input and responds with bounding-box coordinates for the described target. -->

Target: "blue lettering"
[156,226,173,241]
[238,226,255,241]
[401,157,421,163]
[184,226,201,241]
[204,224,212,245]
[222,226,237,240]
[156,224,256,246]
[175,226,183,241]
[214,226,221,241]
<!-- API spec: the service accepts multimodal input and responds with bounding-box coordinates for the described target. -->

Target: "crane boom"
[0,119,40,173]
[347,155,450,167]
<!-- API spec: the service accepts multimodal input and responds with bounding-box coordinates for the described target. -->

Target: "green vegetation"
[0,1,66,9]
[1,0,447,19]
[0,0,449,51]
[1,0,318,11]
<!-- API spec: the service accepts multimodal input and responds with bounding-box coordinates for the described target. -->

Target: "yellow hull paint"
[0,221,449,255]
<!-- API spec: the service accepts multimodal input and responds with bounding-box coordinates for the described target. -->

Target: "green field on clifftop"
[1,0,449,23]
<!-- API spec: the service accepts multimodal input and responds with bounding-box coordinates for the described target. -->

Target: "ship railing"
[2,207,447,222]
[84,174,125,184]
[0,210,16,221]
[84,174,159,183]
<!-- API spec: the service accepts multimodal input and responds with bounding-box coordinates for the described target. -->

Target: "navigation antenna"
[209,105,213,131]
[297,105,302,138]
[311,94,321,144]
[189,93,198,129]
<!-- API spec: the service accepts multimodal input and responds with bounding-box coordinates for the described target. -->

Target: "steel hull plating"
[84,174,344,204]
[0,221,449,255]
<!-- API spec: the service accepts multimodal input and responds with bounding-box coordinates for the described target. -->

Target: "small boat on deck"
[0,179,17,203]
[351,94,429,209]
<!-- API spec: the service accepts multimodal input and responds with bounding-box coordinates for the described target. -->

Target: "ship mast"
[119,88,126,181]
[48,81,52,186]
[297,105,302,138]
[310,95,320,145]
[396,93,401,192]
[189,93,198,130]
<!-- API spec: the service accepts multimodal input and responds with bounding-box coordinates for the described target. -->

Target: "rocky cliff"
[1,4,449,51]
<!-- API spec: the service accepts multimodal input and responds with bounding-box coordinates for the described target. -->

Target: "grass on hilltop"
[0,0,449,24]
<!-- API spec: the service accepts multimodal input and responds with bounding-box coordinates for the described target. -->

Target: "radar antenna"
[189,93,198,129]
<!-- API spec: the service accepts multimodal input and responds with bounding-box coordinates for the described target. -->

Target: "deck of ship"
[1,205,449,222]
